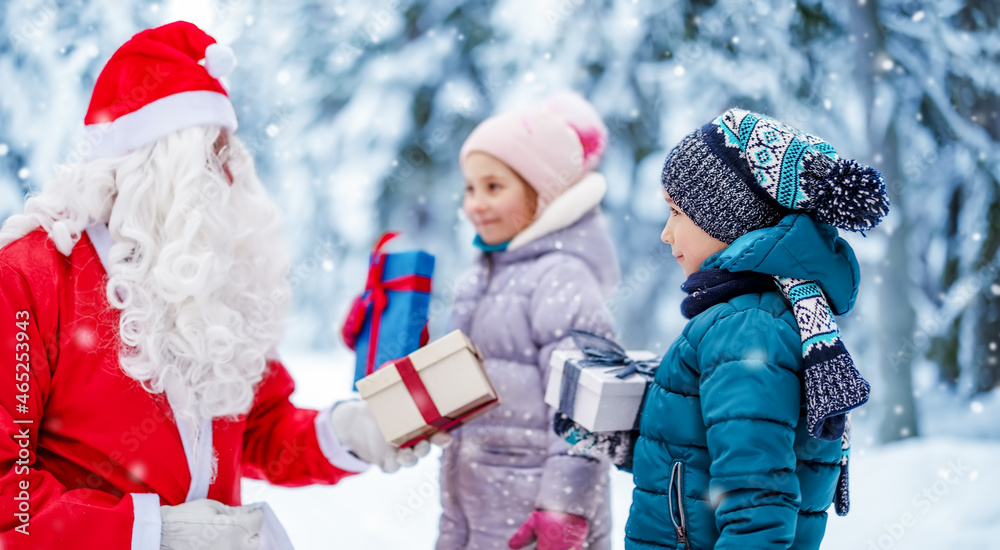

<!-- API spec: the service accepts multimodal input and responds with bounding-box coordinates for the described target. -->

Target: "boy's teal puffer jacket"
[626,214,858,550]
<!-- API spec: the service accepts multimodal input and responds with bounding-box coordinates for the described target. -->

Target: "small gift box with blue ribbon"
[543,330,660,433]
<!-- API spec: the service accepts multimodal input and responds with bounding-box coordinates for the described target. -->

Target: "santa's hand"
[331,399,437,473]
[429,431,454,448]
[160,499,263,550]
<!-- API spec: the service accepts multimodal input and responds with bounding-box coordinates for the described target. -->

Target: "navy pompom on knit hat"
[661,108,889,243]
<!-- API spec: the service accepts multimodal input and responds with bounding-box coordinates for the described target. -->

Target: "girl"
[624,108,888,549]
[437,93,619,550]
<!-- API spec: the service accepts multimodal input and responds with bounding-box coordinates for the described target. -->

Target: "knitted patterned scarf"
[682,269,869,441]
[683,268,864,515]
[772,276,870,441]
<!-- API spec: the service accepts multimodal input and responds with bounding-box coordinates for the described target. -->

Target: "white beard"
[1,127,291,423]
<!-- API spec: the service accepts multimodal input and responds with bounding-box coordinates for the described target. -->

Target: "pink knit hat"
[460,92,608,211]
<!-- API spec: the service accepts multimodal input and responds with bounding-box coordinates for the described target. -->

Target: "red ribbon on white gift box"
[393,354,498,449]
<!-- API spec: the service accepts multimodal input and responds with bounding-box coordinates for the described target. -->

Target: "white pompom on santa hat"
[82,21,239,160]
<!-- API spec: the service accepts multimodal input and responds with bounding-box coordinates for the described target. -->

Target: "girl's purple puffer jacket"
[437,173,620,550]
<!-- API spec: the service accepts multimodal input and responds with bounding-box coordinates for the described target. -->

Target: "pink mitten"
[508,510,589,550]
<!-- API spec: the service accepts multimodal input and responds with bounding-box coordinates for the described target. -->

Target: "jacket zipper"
[669,461,689,549]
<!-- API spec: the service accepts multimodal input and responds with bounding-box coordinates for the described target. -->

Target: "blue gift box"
[350,249,434,390]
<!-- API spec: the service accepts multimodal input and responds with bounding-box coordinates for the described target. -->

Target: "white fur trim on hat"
[82,90,238,160]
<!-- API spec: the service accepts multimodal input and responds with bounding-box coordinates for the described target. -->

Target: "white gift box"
[544,349,659,433]
[356,330,499,447]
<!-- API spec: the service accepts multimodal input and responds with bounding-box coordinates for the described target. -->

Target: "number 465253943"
[14,311,30,407]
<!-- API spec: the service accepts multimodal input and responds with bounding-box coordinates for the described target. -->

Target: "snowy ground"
[247,350,1000,550]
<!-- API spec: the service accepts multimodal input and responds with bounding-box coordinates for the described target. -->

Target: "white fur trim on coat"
[507,172,607,252]
[130,493,162,550]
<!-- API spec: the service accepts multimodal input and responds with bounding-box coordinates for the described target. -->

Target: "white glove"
[331,399,452,473]
[160,499,263,550]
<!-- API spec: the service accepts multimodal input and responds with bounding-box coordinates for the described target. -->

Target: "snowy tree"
[882,0,1000,395]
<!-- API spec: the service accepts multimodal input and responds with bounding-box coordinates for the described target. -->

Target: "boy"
[629,108,887,549]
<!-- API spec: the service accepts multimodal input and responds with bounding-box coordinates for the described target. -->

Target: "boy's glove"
[508,510,589,550]
[554,412,638,472]
[160,499,263,550]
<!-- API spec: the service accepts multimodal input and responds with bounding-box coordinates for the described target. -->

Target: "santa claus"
[0,21,439,550]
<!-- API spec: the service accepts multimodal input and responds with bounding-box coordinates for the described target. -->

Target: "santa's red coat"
[0,229,357,548]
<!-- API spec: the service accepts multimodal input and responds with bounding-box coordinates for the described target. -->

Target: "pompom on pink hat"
[459,92,608,212]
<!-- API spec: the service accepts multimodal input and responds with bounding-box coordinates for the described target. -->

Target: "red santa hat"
[82,21,238,160]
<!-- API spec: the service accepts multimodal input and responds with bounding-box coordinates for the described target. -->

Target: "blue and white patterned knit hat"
[661,108,889,243]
